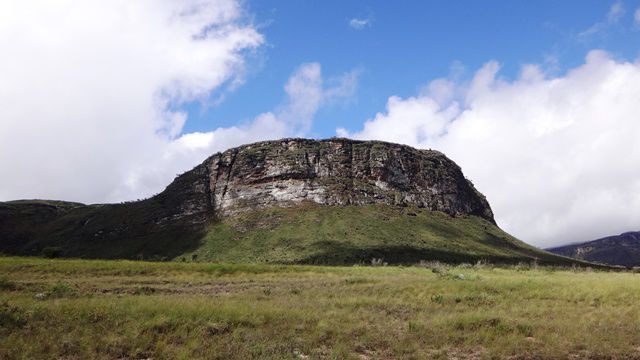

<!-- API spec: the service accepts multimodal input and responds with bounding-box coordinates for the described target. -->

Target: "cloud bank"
[0,1,356,204]
[0,0,262,202]
[340,51,640,247]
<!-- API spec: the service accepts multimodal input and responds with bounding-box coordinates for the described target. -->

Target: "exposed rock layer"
[165,138,494,223]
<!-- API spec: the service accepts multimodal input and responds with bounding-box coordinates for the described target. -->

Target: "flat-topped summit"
[165,138,494,223]
[1,138,585,266]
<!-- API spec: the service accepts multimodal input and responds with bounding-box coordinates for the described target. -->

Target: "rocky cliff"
[2,138,584,265]
[165,138,494,223]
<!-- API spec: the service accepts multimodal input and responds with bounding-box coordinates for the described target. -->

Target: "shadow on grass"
[294,240,579,266]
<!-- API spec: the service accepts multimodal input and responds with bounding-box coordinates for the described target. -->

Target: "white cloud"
[110,62,359,201]
[634,8,640,26]
[340,50,640,248]
[0,0,263,203]
[278,64,359,135]
[0,1,357,204]
[349,18,372,30]
[579,1,625,39]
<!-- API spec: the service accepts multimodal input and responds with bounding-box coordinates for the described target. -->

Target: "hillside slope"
[0,138,584,265]
[185,203,580,265]
[547,231,640,267]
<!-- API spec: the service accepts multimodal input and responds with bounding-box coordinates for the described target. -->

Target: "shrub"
[49,282,77,298]
[41,246,62,259]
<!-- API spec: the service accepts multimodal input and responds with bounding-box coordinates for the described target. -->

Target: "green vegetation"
[0,198,204,260]
[0,256,639,359]
[187,204,580,265]
[1,200,583,266]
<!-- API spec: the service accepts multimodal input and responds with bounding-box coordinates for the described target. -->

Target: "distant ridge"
[547,231,640,267]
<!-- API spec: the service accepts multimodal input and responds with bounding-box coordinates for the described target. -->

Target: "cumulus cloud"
[0,0,356,204]
[0,0,263,203]
[146,62,359,199]
[340,50,640,248]
[349,18,372,30]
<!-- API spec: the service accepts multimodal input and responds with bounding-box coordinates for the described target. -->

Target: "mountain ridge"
[547,231,640,267]
[0,138,586,265]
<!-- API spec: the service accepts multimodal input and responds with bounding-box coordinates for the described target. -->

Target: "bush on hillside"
[41,246,62,259]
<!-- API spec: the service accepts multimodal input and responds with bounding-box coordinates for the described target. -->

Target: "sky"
[1,0,640,248]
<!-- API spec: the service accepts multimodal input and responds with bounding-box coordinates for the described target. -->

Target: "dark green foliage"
[49,282,77,298]
[0,200,587,266]
[0,199,205,260]
[41,246,62,258]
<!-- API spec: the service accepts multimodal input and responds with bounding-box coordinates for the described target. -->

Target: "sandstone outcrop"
[163,138,494,223]
[3,138,591,266]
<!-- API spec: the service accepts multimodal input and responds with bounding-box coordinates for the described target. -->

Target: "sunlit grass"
[1,256,639,359]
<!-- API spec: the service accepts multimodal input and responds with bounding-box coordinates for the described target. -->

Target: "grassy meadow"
[1,256,640,359]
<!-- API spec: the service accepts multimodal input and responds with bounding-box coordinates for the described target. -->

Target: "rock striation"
[163,138,495,223]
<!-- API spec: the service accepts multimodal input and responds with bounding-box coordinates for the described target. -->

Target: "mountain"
[0,138,582,265]
[547,231,640,267]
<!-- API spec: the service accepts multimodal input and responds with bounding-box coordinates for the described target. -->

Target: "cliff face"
[163,138,494,223]
[3,138,590,265]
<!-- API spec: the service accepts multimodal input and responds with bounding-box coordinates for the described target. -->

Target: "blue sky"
[3,0,640,246]
[183,0,640,137]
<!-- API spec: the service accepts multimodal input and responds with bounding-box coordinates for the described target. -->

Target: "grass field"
[1,257,639,359]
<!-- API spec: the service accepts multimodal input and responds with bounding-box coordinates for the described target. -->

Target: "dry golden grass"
[1,257,639,359]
